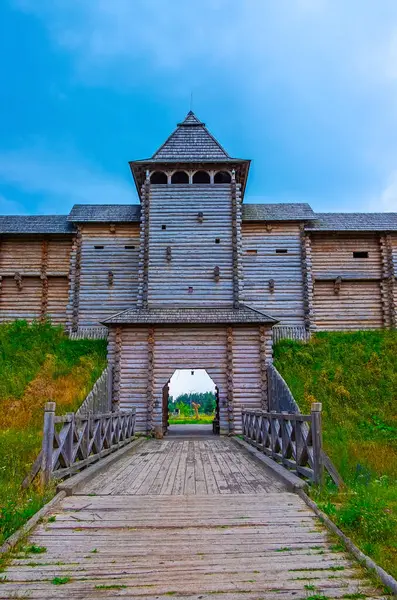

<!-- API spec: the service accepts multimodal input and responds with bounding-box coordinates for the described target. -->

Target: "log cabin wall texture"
[109,324,271,435]
[147,184,234,306]
[392,234,397,325]
[0,234,72,324]
[67,223,140,328]
[311,233,384,330]
[241,222,305,326]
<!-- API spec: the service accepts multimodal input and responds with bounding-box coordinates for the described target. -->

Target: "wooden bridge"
[1,436,383,599]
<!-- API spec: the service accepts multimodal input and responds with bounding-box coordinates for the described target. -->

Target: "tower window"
[214,171,232,184]
[193,171,210,184]
[353,251,369,259]
[246,249,257,255]
[124,245,136,250]
[215,238,220,244]
[171,171,189,184]
[188,286,193,294]
[150,171,167,184]
[162,224,167,230]
[276,249,288,254]
[94,245,104,250]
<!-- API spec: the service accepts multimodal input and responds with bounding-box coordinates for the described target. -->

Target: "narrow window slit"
[276,249,288,254]
[94,245,104,250]
[353,251,368,259]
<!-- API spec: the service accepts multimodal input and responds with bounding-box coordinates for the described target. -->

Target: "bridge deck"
[1,438,383,599]
[79,438,285,496]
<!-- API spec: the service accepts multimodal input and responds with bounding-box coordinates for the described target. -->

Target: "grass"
[51,576,71,585]
[274,330,397,579]
[168,414,214,425]
[23,544,46,554]
[0,320,107,546]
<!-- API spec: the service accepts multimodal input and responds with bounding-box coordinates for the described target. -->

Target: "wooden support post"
[66,413,74,468]
[311,402,324,485]
[107,364,113,411]
[41,401,55,488]
[71,226,82,333]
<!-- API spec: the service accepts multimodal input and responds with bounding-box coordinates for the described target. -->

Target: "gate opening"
[162,369,220,437]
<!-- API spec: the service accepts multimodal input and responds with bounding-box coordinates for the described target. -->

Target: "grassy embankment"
[274,330,397,579]
[0,320,107,545]
[168,414,214,425]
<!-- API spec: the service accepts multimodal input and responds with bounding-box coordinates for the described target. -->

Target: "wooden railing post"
[41,401,55,488]
[107,365,113,411]
[311,402,324,485]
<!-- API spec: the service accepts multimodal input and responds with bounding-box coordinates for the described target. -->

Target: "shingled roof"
[0,215,74,234]
[103,305,277,325]
[307,213,397,231]
[149,111,232,162]
[68,204,141,223]
[243,203,315,221]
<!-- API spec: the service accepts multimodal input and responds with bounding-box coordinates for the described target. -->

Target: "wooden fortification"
[1,111,396,435]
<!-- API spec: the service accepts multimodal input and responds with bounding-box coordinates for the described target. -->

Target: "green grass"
[274,330,397,579]
[168,414,214,425]
[23,544,46,554]
[51,576,71,585]
[0,320,107,546]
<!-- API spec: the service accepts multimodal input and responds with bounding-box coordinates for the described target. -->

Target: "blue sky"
[1,0,397,216]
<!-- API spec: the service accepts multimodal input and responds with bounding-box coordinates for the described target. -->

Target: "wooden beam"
[147,327,155,435]
[71,226,82,332]
[226,326,234,433]
[300,228,315,333]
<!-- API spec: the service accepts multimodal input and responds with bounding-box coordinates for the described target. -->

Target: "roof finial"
[190,91,193,112]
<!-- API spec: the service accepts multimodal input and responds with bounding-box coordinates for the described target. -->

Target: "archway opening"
[192,170,210,184]
[171,171,189,184]
[150,171,167,184]
[163,369,219,437]
[214,171,231,184]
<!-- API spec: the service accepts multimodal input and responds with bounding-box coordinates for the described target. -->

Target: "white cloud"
[0,143,136,214]
[10,0,397,212]
[169,369,215,399]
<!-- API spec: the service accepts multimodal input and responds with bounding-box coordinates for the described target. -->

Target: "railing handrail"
[23,403,136,489]
[241,404,324,485]
[76,365,113,416]
[267,364,300,413]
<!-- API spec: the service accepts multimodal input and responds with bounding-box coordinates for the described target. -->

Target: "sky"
[169,370,216,400]
[1,0,397,216]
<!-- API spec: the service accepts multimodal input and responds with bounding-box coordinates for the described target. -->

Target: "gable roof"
[243,203,315,221]
[0,215,74,234]
[150,111,231,162]
[307,213,397,232]
[68,204,141,223]
[103,304,277,325]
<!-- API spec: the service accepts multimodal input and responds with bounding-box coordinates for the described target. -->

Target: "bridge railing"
[40,403,136,485]
[23,403,136,488]
[267,364,300,413]
[241,403,324,485]
[76,366,113,416]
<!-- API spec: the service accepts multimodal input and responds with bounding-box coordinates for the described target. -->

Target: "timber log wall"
[0,234,71,324]
[241,222,305,326]
[107,324,272,435]
[0,228,397,332]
